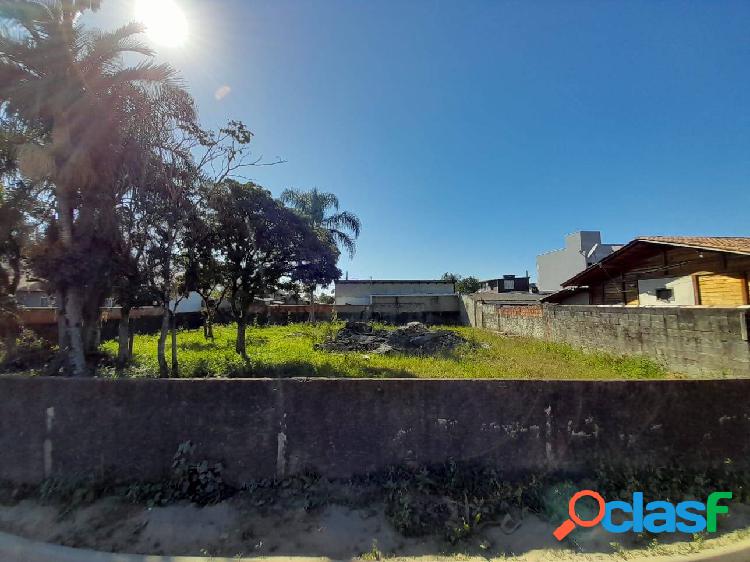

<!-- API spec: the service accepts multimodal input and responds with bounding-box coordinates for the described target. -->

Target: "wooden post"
[692,275,702,306]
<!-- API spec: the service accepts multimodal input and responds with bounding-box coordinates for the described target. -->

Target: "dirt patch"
[2,494,750,560]
[2,479,750,560]
[315,321,467,355]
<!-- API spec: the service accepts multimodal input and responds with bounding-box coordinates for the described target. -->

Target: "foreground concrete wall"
[2,377,750,486]
[479,304,750,376]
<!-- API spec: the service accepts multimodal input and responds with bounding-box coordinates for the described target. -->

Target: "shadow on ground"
[2,464,749,561]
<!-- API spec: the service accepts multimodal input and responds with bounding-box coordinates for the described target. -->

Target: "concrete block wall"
[3,377,750,485]
[478,304,750,377]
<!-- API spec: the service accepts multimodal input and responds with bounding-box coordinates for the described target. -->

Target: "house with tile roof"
[550,236,750,307]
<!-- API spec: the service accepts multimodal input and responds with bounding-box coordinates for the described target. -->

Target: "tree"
[456,276,481,294]
[0,0,180,375]
[441,272,481,294]
[210,181,340,358]
[182,210,225,341]
[0,185,31,360]
[280,188,360,320]
[317,293,335,305]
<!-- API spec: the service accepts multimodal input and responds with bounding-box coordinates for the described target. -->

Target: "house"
[334,279,455,305]
[15,277,53,308]
[536,231,623,292]
[478,274,531,293]
[557,236,750,307]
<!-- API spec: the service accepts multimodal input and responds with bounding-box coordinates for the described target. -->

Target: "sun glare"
[135,0,188,48]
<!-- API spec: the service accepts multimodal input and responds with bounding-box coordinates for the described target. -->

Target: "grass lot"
[101,322,671,379]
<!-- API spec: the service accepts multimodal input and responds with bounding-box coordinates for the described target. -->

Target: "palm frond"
[322,210,360,238]
[328,229,356,259]
[81,21,154,74]
[102,60,179,89]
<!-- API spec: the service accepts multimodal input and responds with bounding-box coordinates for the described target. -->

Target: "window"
[655,288,674,302]
[503,279,515,290]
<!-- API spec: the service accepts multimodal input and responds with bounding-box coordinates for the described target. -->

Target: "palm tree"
[280,188,361,320]
[0,0,180,375]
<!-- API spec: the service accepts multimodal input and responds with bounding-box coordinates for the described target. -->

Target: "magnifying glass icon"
[553,490,606,541]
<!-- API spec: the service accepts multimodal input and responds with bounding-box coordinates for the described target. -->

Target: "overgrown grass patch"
[101,322,671,379]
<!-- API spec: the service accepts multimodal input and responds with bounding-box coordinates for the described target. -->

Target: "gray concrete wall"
[536,233,592,292]
[536,231,622,292]
[479,304,750,376]
[334,281,455,305]
[336,295,461,325]
[3,377,750,486]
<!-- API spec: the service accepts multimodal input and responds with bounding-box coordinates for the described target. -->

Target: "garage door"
[697,274,749,306]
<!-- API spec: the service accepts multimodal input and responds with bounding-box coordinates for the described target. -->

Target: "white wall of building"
[637,276,696,306]
[169,291,204,313]
[334,281,455,305]
[537,231,622,292]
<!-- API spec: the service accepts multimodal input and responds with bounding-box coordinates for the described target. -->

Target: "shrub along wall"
[468,304,750,377]
[2,377,750,486]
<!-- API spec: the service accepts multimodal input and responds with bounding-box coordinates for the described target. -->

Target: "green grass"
[100,322,671,379]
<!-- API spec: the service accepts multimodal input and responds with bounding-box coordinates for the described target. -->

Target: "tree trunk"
[309,286,315,323]
[83,320,100,356]
[204,305,215,340]
[64,288,89,377]
[56,191,88,376]
[56,290,68,351]
[157,307,170,378]
[170,310,178,377]
[235,317,247,358]
[2,332,17,364]
[117,308,131,366]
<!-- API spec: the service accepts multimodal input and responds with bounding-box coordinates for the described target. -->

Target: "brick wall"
[476,304,750,376]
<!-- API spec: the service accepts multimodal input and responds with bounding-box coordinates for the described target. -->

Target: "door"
[697,274,749,306]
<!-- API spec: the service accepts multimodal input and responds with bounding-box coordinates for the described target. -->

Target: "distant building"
[334,280,455,305]
[559,236,750,307]
[536,231,623,292]
[15,277,52,308]
[478,274,531,293]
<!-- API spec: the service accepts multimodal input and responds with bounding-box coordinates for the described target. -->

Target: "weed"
[358,540,384,560]
[125,441,229,507]
[100,322,671,379]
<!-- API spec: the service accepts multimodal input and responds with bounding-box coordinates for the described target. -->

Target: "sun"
[135,0,188,48]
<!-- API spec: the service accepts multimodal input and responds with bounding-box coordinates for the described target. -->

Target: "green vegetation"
[101,322,669,379]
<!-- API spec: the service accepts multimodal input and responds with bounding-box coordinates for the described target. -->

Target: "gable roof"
[540,287,589,303]
[562,236,750,287]
[636,236,750,255]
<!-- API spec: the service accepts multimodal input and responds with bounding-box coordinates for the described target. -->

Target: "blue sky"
[87,1,750,282]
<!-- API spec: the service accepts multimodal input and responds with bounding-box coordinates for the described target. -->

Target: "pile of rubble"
[316,321,466,355]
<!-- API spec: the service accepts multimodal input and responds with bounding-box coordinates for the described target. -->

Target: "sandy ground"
[1,493,750,561]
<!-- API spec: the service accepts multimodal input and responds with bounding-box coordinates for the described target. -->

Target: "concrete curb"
[2,530,750,562]
[0,531,330,562]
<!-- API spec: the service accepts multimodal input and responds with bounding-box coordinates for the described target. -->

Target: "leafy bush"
[125,441,229,507]
[0,328,55,371]
[379,462,545,542]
